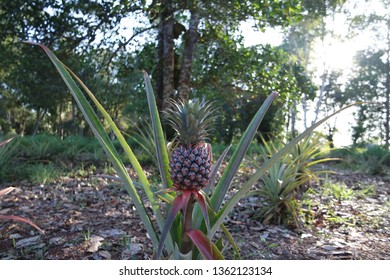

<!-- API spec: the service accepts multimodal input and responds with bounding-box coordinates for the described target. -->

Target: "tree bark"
[385,19,390,148]
[290,99,297,138]
[156,0,175,113]
[177,9,200,101]
[32,108,47,136]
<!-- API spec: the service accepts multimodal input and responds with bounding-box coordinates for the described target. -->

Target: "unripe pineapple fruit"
[165,99,216,190]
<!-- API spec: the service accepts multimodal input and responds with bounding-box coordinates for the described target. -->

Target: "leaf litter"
[0,165,389,260]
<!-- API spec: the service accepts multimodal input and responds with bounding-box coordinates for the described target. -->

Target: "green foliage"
[0,137,20,179]
[24,163,62,184]
[193,43,316,142]
[360,145,390,175]
[61,135,102,160]
[330,144,390,175]
[0,0,318,141]
[248,134,335,228]
[0,134,113,183]
[322,179,354,201]
[127,119,193,168]
[19,134,63,160]
[345,49,389,145]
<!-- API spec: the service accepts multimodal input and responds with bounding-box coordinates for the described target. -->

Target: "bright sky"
[240,0,386,147]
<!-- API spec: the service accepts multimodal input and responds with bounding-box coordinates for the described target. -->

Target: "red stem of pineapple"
[181,193,195,254]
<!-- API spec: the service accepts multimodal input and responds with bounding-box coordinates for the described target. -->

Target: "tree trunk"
[72,100,77,135]
[32,108,47,136]
[385,20,390,149]
[177,9,200,101]
[327,124,335,148]
[302,94,308,129]
[312,70,327,125]
[290,99,297,138]
[156,0,175,113]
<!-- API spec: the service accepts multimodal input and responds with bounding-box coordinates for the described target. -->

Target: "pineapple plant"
[153,98,218,258]
[165,98,216,191]
[30,42,355,260]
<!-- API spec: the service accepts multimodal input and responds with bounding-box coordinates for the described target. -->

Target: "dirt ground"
[1,166,389,260]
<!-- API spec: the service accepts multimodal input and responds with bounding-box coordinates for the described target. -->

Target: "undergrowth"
[0,134,152,183]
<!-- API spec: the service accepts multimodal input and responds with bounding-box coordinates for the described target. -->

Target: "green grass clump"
[330,144,390,175]
[26,163,62,184]
[0,134,158,184]
[0,137,20,180]
[19,134,64,160]
[322,180,354,201]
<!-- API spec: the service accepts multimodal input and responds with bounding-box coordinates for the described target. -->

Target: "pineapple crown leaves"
[164,98,217,146]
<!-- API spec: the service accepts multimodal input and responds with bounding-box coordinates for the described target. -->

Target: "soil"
[1,165,389,260]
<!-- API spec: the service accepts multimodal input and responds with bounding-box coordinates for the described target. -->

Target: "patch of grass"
[25,163,63,184]
[0,135,120,182]
[259,236,279,248]
[82,228,92,241]
[354,184,377,199]
[330,144,390,175]
[322,179,354,201]
[19,134,64,160]
[0,137,20,180]
[325,209,355,226]
[121,234,132,250]
[62,136,106,162]
[301,188,318,224]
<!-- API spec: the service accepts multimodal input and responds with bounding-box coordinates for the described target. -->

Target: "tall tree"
[149,0,305,112]
[345,0,390,146]
[321,70,347,147]
[346,49,388,145]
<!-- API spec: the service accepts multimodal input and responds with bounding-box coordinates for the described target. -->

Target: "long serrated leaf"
[209,103,358,239]
[205,145,231,195]
[210,92,278,212]
[193,191,210,234]
[143,72,172,189]
[193,145,231,229]
[27,42,160,248]
[0,187,15,197]
[63,64,171,250]
[0,138,13,148]
[219,223,241,259]
[186,229,224,260]
[157,191,191,259]
[94,127,161,249]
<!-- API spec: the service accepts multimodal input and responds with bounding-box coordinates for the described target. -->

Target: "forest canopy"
[0,0,389,147]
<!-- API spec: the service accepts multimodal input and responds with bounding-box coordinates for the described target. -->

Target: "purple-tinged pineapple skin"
[169,143,212,190]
